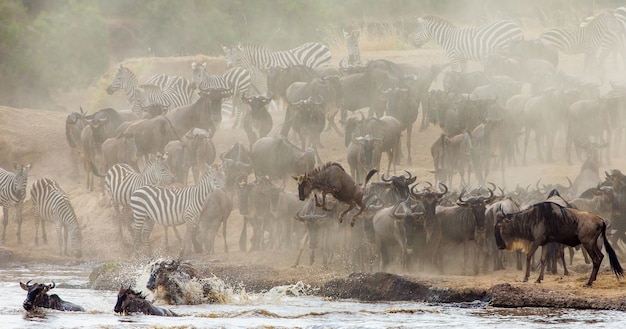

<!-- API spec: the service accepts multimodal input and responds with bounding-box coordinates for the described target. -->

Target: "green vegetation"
[0,0,620,108]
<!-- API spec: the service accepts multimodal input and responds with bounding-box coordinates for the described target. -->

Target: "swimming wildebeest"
[114,286,178,316]
[293,162,377,226]
[494,200,624,286]
[20,280,84,312]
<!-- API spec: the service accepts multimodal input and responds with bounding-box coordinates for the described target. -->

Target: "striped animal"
[0,164,31,245]
[540,10,617,74]
[105,153,174,240]
[31,178,82,258]
[222,42,331,94]
[413,16,523,71]
[130,164,223,256]
[191,62,251,128]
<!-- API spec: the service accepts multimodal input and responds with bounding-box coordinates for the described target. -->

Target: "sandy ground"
[2,48,626,307]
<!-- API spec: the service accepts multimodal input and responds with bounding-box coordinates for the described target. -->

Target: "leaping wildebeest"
[114,286,178,316]
[495,200,624,286]
[294,162,377,226]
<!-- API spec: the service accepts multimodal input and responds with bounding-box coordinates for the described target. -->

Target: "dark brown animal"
[20,280,84,312]
[495,200,624,286]
[294,162,377,226]
[197,187,232,253]
[114,286,178,316]
[241,94,273,148]
[101,133,139,173]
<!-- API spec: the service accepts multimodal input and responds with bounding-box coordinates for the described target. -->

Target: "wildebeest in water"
[20,280,84,312]
[114,285,178,316]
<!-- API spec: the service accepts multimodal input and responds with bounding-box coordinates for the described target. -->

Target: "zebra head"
[146,153,175,186]
[107,64,136,95]
[12,163,31,201]
[190,62,207,89]
[413,16,433,48]
[222,45,242,68]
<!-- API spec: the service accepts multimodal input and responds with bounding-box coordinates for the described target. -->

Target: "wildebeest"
[146,259,226,305]
[485,197,522,271]
[290,96,326,163]
[250,135,315,183]
[237,176,274,251]
[120,115,178,162]
[294,162,377,226]
[433,188,495,275]
[370,201,423,271]
[220,141,253,191]
[347,134,383,184]
[495,199,624,286]
[20,280,84,312]
[241,94,273,148]
[114,286,178,316]
[65,108,90,175]
[292,196,339,268]
[345,115,402,176]
[197,186,232,254]
[366,171,417,206]
[101,132,139,173]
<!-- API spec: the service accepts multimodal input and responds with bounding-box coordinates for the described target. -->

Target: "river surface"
[1,262,625,329]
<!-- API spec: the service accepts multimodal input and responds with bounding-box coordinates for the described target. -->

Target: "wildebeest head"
[294,173,314,201]
[381,170,417,202]
[605,169,626,190]
[294,198,331,250]
[353,134,383,167]
[114,285,142,314]
[20,280,54,311]
[411,182,448,242]
[242,94,272,115]
[457,188,495,232]
[145,259,199,305]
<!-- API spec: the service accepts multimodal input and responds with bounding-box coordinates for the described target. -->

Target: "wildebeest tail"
[362,169,378,189]
[602,222,624,279]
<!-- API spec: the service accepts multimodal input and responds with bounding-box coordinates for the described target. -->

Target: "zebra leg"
[2,207,11,245]
[142,219,155,256]
[15,203,23,244]
[55,221,63,256]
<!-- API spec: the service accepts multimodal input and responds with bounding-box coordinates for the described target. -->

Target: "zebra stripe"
[0,164,30,245]
[343,30,362,66]
[130,165,223,255]
[224,42,332,70]
[30,178,82,258]
[540,10,615,72]
[107,65,169,107]
[596,7,626,71]
[105,154,174,237]
[191,62,251,127]
[414,16,523,70]
[136,76,198,111]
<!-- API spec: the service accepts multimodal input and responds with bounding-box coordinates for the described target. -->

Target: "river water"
[1,262,625,329]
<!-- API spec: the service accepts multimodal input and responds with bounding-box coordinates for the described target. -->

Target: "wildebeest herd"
[6,7,626,316]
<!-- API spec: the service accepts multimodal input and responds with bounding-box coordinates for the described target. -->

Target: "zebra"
[341,30,362,67]
[594,7,626,75]
[135,77,198,113]
[539,10,617,75]
[222,42,332,94]
[107,65,195,112]
[30,178,83,258]
[130,164,224,256]
[105,153,175,241]
[0,163,31,245]
[191,62,251,128]
[413,16,524,71]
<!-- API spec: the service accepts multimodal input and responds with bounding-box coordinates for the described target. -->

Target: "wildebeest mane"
[506,201,578,240]
[306,162,345,177]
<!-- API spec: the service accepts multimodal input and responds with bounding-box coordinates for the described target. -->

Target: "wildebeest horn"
[404,170,412,180]
[479,187,495,202]
[425,181,433,187]
[436,183,448,196]
[392,202,408,218]
[565,176,573,190]
[458,189,470,204]
[48,281,56,290]
[381,173,392,182]
[606,170,611,178]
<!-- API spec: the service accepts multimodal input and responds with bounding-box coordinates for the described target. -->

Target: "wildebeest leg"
[222,217,229,253]
[536,245,549,283]
[406,125,413,165]
[239,217,248,252]
[583,240,603,287]
[293,232,309,267]
[524,242,541,282]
